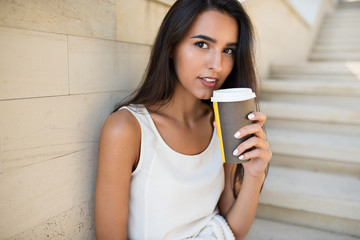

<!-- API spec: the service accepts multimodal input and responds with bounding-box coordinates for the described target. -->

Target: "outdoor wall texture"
[0,0,170,239]
[0,0,331,238]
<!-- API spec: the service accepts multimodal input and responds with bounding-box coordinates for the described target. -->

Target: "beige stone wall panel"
[68,36,150,94]
[0,91,128,173]
[0,27,69,100]
[116,0,169,45]
[151,0,176,6]
[0,149,96,239]
[8,200,96,240]
[0,0,116,40]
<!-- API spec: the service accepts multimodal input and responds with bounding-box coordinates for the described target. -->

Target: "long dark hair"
[114,0,264,198]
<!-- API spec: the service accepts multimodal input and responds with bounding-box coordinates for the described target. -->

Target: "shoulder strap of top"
[118,104,154,134]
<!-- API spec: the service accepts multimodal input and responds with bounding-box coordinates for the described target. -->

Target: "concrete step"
[320,27,360,35]
[322,21,360,28]
[329,11,360,18]
[319,29,360,37]
[257,166,360,236]
[338,2,360,9]
[264,118,360,136]
[328,11,360,17]
[325,19,360,26]
[261,99,360,124]
[321,23,360,31]
[266,120,360,175]
[313,45,360,53]
[257,205,360,238]
[261,79,360,96]
[270,62,360,81]
[261,92,359,109]
[261,80,360,134]
[339,1,360,5]
[310,52,360,61]
[266,124,360,176]
[318,33,360,40]
[261,91,359,107]
[326,14,360,20]
[264,127,360,165]
[321,24,360,31]
[318,31,360,38]
[316,33,360,40]
[269,152,360,177]
[316,35,360,43]
[314,43,360,52]
[323,18,360,27]
[313,43,360,52]
[333,8,360,14]
[270,74,359,81]
[247,218,360,240]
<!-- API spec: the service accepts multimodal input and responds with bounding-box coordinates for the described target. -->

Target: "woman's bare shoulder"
[102,108,140,137]
[98,108,141,166]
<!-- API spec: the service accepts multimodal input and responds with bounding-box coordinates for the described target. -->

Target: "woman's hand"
[232,112,272,179]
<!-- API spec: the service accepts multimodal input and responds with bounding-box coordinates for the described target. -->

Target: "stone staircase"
[247,1,360,239]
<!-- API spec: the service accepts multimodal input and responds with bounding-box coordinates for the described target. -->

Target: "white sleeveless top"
[121,105,225,240]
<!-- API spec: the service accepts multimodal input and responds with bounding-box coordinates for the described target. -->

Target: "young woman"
[95,0,272,239]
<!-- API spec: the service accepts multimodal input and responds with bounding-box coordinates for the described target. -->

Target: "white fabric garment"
[121,105,227,240]
[188,214,235,240]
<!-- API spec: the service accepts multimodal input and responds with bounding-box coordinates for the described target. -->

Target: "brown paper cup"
[211,88,256,164]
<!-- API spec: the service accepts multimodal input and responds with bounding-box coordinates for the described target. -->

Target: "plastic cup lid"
[211,88,256,102]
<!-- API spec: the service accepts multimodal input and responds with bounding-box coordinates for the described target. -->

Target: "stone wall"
[0,0,170,239]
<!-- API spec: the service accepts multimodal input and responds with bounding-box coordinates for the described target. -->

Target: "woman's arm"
[218,112,272,240]
[94,109,141,240]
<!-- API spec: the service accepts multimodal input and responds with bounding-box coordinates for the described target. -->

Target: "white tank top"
[121,105,225,240]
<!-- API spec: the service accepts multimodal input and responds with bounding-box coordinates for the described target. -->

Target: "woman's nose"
[207,50,222,73]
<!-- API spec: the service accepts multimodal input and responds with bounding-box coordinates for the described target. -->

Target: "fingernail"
[239,155,244,160]
[233,149,239,156]
[248,113,255,120]
[234,132,241,138]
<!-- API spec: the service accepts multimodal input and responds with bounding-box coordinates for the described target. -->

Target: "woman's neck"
[150,84,210,124]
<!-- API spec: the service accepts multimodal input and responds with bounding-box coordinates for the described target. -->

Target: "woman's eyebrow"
[191,34,237,46]
[226,42,237,47]
[191,34,216,43]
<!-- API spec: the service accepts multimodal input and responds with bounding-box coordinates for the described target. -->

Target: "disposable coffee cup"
[211,88,256,164]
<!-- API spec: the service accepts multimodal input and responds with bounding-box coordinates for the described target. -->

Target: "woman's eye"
[195,41,208,49]
[224,48,235,55]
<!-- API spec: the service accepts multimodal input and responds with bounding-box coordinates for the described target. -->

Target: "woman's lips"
[199,77,217,87]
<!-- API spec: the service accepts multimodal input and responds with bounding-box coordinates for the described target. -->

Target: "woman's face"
[173,10,238,100]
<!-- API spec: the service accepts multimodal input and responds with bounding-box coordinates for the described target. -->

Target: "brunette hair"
[115,0,265,198]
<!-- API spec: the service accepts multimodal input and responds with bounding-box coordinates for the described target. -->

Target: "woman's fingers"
[239,148,272,162]
[248,112,266,125]
[234,122,266,140]
[232,136,269,157]
[234,112,267,139]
